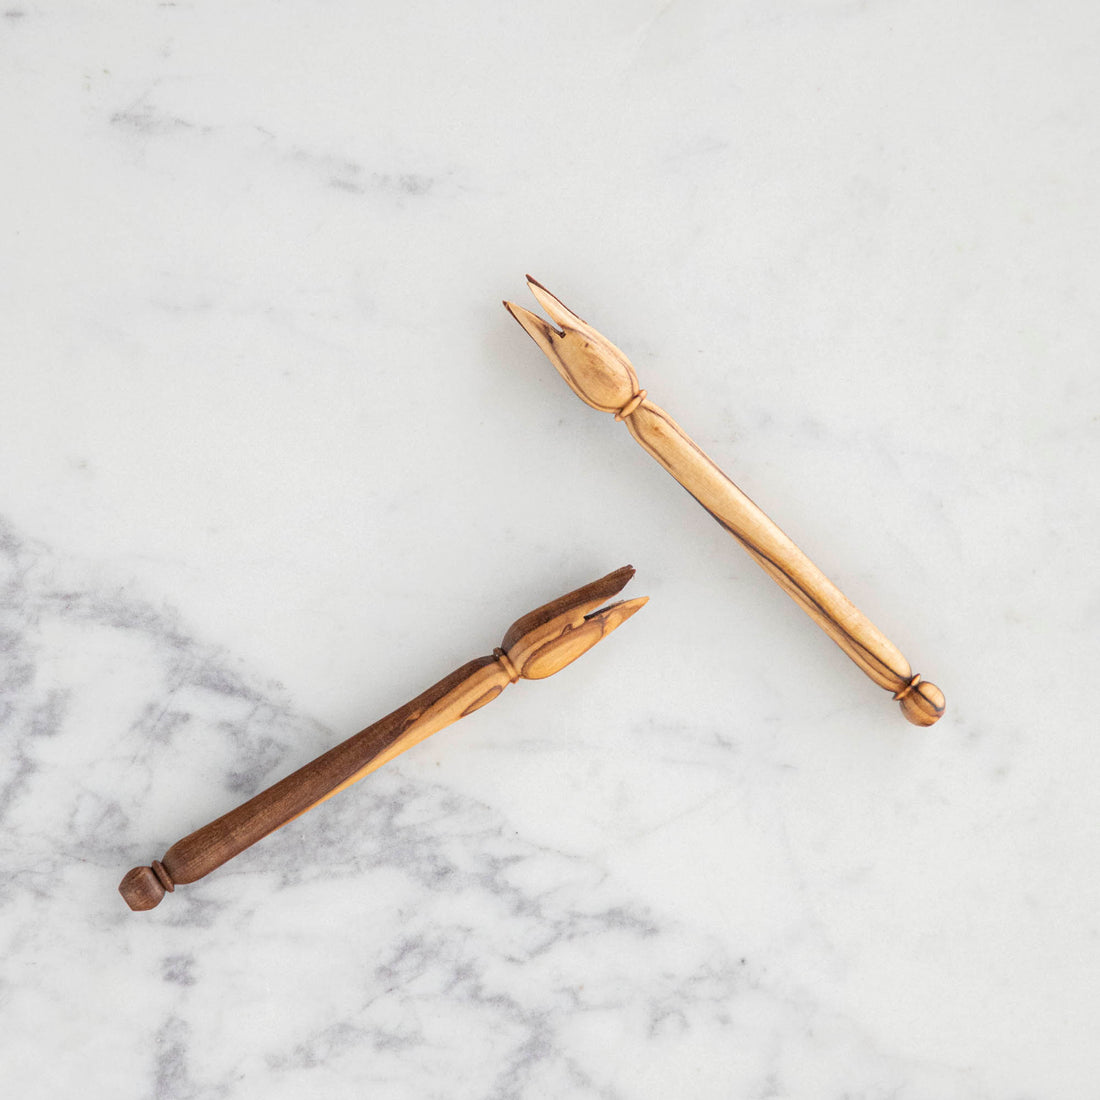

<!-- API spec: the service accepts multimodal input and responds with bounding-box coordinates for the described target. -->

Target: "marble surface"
[3,1,1098,1096]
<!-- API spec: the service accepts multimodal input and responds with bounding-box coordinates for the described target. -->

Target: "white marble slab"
[2,1,1098,1096]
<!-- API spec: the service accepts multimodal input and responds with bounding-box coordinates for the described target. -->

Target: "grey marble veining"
[0,519,779,1095]
[3,522,992,1098]
[3,1,1099,1097]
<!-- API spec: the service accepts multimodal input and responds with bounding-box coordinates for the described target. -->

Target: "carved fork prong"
[524,274,585,330]
[503,300,561,357]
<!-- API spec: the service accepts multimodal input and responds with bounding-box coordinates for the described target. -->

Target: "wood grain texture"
[119,567,646,911]
[505,277,944,727]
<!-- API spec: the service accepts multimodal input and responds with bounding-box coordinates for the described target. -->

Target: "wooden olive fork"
[505,278,944,726]
[119,566,646,911]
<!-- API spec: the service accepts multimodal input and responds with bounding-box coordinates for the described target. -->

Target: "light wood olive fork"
[506,278,944,726]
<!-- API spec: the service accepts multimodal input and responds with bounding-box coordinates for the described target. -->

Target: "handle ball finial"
[119,865,167,911]
[895,675,945,727]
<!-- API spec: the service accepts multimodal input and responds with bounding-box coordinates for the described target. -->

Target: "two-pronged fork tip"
[503,278,642,414]
[498,565,646,681]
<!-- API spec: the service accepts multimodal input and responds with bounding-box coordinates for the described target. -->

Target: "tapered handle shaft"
[119,657,501,910]
[623,400,943,724]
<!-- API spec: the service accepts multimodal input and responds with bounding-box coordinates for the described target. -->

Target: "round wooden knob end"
[119,866,166,911]
[895,677,945,727]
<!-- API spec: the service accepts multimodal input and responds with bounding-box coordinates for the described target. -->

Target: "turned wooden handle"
[120,566,646,910]
[505,278,944,726]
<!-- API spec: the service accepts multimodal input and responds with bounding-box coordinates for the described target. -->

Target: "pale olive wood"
[119,566,646,911]
[504,278,944,727]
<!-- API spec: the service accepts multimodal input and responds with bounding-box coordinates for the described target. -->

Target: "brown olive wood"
[120,566,646,910]
[504,278,944,726]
